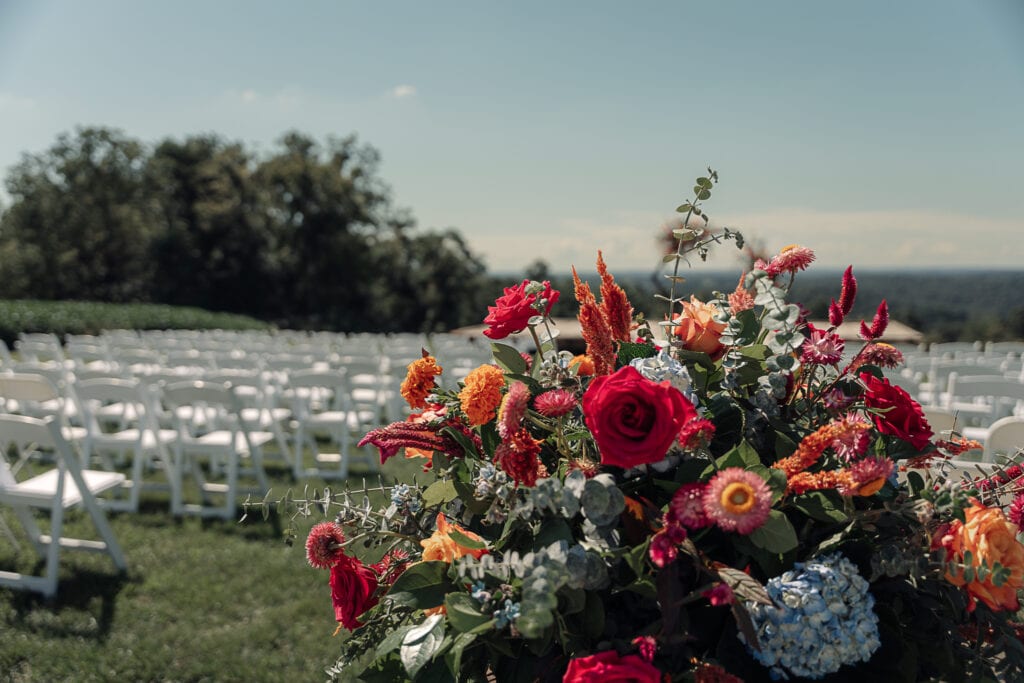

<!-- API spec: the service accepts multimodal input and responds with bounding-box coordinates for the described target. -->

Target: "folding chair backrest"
[984,416,1024,464]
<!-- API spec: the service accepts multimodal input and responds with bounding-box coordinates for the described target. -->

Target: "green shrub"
[0,299,273,346]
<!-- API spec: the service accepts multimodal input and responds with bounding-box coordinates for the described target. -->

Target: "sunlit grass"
[0,447,423,682]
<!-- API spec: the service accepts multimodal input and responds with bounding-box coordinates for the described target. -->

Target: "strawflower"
[703,468,772,535]
[533,388,577,417]
[801,323,844,365]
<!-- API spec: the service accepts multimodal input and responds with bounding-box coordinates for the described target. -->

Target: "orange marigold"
[458,364,505,426]
[400,355,442,409]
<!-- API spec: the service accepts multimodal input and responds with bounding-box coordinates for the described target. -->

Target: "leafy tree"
[145,135,275,316]
[0,127,153,302]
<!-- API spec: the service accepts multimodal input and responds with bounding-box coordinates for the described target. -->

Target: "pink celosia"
[359,419,482,464]
[800,323,845,365]
[306,521,347,569]
[533,388,577,418]
[497,381,531,440]
[702,468,772,535]
[859,299,889,340]
[829,266,857,326]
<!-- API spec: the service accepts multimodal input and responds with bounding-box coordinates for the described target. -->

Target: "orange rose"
[943,499,1024,611]
[569,354,595,376]
[672,297,726,359]
[420,513,488,563]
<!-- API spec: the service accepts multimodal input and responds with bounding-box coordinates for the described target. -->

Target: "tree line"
[0,128,499,333]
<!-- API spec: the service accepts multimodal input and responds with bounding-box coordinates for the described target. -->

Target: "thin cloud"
[0,92,36,111]
[389,84,417,99]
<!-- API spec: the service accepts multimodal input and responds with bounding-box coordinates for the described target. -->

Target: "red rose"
[482,279,560,339]
[563,650,663,682]
[583,366,693,468]
[330,555,379,630]
[860,372,933,450]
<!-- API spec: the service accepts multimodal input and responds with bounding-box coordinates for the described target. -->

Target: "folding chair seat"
[204,370,293,470]
[160,381,273,520]
[0,373,90,462]
[76,378,180,512]
[0,414,126,598]
[285,369,379,480]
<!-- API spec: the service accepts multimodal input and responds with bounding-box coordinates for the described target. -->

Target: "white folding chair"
[285,369,379,480]
[76,378,180,512]
[0,373,90,463]
[0,414,127,598]
[204,370,293,471]
[983,416,1024,464]
[160,381,273,520]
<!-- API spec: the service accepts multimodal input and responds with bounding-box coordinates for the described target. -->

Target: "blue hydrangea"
[739,553,881,680]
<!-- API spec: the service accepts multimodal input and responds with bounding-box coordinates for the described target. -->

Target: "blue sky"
[1,0,1022,274]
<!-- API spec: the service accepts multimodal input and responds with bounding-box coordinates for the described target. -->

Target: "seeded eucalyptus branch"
[657,168,745,347]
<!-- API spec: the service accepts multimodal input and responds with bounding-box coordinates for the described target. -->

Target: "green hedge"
[0,299,274,346]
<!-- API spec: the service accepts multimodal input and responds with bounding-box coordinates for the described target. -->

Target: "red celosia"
[859,299,889,340]
[573,266,617,376]
[597,250,634,343]
[359,419,482,464]
[830,265,858,326]
[494,428,547,487]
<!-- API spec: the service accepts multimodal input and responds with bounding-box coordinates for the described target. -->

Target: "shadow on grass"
[4,565,134,642]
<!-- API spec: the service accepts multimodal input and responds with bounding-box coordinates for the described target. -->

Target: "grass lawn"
[0,447,424,682]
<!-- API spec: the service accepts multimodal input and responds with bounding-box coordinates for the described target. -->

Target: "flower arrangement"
[296,171,1024,682]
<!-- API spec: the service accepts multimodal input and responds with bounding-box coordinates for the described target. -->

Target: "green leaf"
[747,510,799,554]
[374,623,417,661]
[906,470,925,496]
[448,527,488,551]
[452,476,491,515]
[616,340,657,366]
[445,593,493,633]
[717,566,772,605]
[715,440,763,470]
[560,587,587,616]
[491,342,526,374]
[440,425,482,459]
[422,479,458,507]
[533,518,574,551]
[387,561,451,610]
[696,176,713,189]
[445,631,478,677]
[790,490,849,523]
[697,188,711,200]
[676,202,693,213]
[400,613,445,679]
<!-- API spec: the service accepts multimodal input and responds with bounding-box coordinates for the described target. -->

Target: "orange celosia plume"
[597,250,633,342]
[573,266,617,376]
